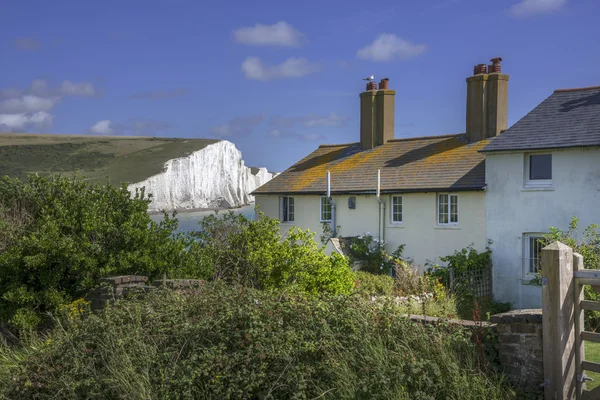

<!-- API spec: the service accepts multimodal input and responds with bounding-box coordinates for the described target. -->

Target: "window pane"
[321,197,331,221]
[288,197,294,222]
[438,194,449,224]
[530,154,552,180]
[392,196,402,222]
[450,195,458,223]
[282,197,288,222]
[529,236,543,273]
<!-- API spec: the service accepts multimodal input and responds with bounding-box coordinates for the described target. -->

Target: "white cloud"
[89,120,113,135]
[357,34,427,62]
[60,81,96,96]
[0,111,53,132]
[15,38,41,50]
[210,115,265,138]
[510,0,566,16]
[0,79,96,132]
[88,118,170,136]
[233,21,306,47]
[241,57,320,81]
[0,95,58,114]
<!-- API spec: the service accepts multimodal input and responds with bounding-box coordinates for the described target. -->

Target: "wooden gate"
[541,241,600,399]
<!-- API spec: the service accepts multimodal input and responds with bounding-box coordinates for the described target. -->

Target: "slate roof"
[482,86,600,152]
[253,134,489,195]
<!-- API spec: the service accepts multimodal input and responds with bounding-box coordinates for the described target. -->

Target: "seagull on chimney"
[363,74,375,81]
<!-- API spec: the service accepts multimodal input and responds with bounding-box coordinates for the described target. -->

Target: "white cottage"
[481,86,600,309]
[253,59,510,270]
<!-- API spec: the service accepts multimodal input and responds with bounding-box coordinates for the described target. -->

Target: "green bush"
[347,233,404,275]
[0,175,196,330]
[0,284,517,399]
[187,211,354,296]
[352,270,395,296]
[544,216,600,331]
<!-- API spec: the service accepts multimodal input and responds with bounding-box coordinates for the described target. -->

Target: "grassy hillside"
[0,133,219,184]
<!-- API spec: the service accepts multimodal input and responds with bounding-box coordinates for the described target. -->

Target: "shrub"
[352,270,395,296]
[187,211,354,296]
[544,216,600,331]
[347,233,404,275]
[0,175,196,330]
[0,284,517,399]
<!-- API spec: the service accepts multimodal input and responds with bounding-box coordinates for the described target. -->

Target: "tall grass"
[0,284,517,399]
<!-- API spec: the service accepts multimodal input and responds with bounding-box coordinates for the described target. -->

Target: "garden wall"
[88,276,544,391]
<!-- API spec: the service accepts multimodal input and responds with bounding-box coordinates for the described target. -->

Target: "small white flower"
[254,299,260,305]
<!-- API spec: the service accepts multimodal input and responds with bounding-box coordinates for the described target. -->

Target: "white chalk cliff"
[128,140,276,212]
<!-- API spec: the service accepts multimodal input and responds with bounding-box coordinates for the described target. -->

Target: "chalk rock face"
[128,140,276,212]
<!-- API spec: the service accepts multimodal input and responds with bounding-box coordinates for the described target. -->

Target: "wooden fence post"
[573,253,586,398]
[542,241,576,400]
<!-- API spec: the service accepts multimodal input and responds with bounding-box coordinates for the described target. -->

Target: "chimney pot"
[489,57,502,73]
[473,64,487,75]
[378,78,389,90]
[366,81,377,91]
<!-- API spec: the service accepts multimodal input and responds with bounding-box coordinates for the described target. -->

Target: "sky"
[1,0,599,172]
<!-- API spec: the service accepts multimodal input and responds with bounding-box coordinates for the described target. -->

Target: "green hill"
[0,133,219,184]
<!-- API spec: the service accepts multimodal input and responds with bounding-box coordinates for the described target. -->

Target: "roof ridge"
[387,133,464,142]
[554,86,600,93]
[318,142,359,148]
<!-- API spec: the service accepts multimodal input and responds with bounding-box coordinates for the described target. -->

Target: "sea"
[150,203,256,234]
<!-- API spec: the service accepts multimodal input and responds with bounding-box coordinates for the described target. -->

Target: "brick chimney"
[466,57,509,142]
[360,78,395,150]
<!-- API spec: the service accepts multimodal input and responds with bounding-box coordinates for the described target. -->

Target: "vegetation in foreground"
[0,175,353,331]
[0,284,516,400]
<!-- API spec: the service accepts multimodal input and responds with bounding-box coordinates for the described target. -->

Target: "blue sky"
[1,0,599,171]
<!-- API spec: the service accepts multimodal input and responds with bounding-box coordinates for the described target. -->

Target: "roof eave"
[253,186,485,196]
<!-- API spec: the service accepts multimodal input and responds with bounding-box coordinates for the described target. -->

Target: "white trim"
[320,196,332,222]
[437,193,459,226]
[390,195,403,225]
[524,153,552,188]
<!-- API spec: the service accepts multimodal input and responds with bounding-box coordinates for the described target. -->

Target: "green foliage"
[348,233,405,275]
[543,216,600,331]
[352,271,395,296]
[0,175,197,330]
[188,211,354,296]
[319,221,341,245]
[0,284,517,399]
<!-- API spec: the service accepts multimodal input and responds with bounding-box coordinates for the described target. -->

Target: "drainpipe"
[327,171,336,237]
[376,169,386,244]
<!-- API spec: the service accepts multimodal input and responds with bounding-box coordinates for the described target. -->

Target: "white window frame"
[320,196,332,222]
[437,193,459,225]
[523,233,546,277]
[279,196,294,223]
[390,195,403,224]
[525,153,552,188]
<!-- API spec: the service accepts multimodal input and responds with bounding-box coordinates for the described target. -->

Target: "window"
[526,154,552,186]
[524,234,545,274]
[438,194,458,225]
[320,196,332,222]
[280,196,294,223]
[391,195,402,223]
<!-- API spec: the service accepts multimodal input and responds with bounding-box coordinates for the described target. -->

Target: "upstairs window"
[320,196,332,222]
[280,196,294,223]
[526,154,552,187]
[391,195,403,223]
[438,194,458,225]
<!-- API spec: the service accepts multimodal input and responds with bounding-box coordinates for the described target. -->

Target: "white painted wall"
[486,147,600,309]
[255,191,487,270]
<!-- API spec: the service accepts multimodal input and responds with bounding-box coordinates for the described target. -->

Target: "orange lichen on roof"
[254,134,489,195]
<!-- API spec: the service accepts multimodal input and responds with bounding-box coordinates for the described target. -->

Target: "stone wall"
[490,309,544,388]
[86,275,203,311]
